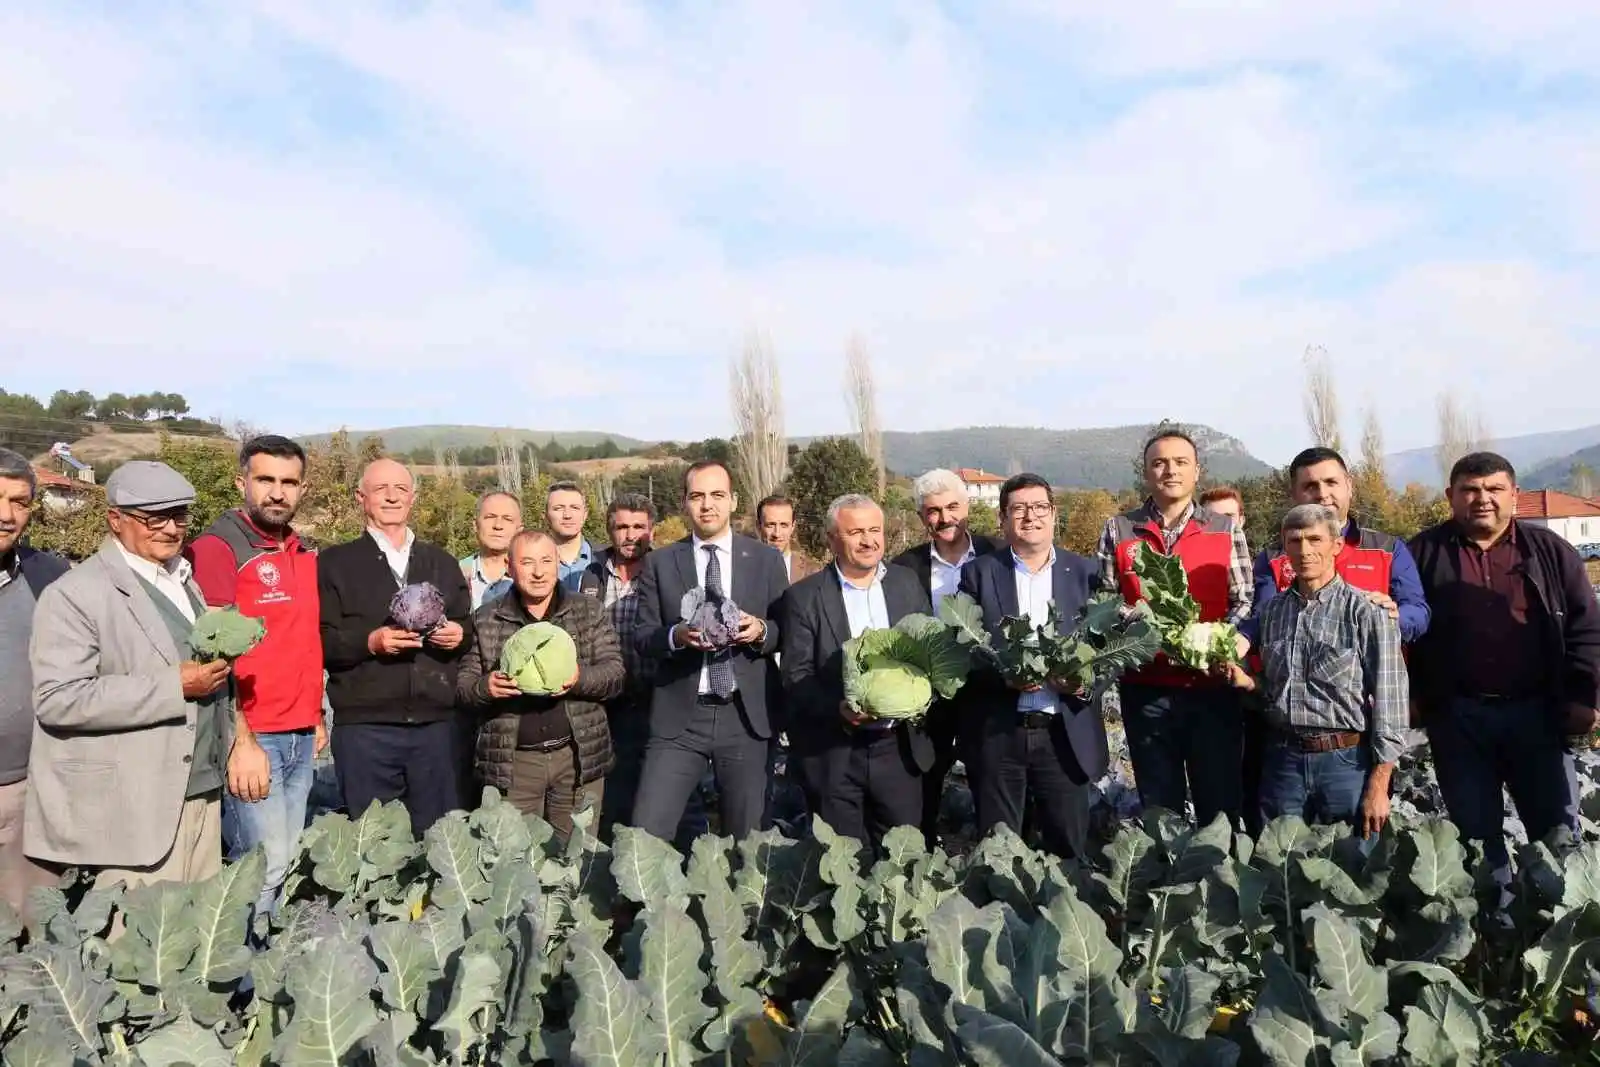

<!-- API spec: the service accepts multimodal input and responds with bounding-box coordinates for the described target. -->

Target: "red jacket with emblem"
[187,510,324,733]
[1108,505,1237,689]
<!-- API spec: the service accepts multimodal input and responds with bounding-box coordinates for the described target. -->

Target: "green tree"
[1059,488,1119,556]
[27,487,108,559]
[1231,470,1291,553]
[46,389,95,420]
[98,392,130,420]
[0,389,46,417]
[414,472,478,558]
[781,437,878,556]
[124,394,153,420]
[167,393,191,418]
[967,500,1000,539]
[156,431,238,536]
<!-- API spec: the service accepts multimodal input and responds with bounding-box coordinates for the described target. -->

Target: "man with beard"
[188,435,326,919]
[318,458,472,838]
[890,468,1003,845]
[0,449,69,917]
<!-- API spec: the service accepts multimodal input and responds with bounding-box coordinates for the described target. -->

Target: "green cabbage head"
[499,622,579,695]
[842,612,973,721]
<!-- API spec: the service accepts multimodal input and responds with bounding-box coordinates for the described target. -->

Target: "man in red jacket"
[187,435,325,920]
[1097,429,1255,828]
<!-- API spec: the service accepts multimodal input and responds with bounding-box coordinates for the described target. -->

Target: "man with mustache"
[187,435,325,921]
[890,468,1003,846]
[27,461,232,893]
[0,449,69,917]
[318,458,473,838]
[1408,452,1600,901]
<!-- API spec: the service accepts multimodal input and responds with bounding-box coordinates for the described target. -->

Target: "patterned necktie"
[704,544,735,697]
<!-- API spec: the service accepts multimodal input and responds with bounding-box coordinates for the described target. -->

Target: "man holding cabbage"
[781,494,935,848]
[458,530,624,839]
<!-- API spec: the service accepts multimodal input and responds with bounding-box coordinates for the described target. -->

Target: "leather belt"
[697,693,734,706]
[1279,730,1362,753]
[516,736,574,752]
[1020,711,1055,730]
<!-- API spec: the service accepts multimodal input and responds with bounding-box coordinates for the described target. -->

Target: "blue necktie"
[703,545,736,698]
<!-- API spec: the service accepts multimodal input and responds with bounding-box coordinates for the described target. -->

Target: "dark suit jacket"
[781,564,937,811]
[890,533,1003,603]
[957,547,1110,780]
[632,532,788,740]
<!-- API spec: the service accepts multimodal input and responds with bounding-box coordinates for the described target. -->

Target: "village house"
[1516,489,1600,549]
[955,467,1005,508]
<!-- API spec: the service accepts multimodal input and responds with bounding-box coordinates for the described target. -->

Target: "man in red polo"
[1096,428,1254,828]
[187,435,324,920]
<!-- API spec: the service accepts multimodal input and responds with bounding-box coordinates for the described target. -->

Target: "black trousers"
[330,719,460,840]
[920,700,962,846]
[800,727,922,850]
[973,713,1090,859]
[632,699,768,844]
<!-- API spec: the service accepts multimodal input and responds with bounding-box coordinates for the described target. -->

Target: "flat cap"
[104,461,196,511]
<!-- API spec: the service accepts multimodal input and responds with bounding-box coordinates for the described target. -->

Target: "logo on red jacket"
[257,560,281,587]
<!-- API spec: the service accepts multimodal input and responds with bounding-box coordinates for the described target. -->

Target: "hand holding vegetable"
[735,612,766,646]
[426,620,465,650]
[486,671,523,700]
[499,622,579,695]
[181,659,231,699]
[189,607,266,662]
[390,582,446,634]
[369,627,423,656]
[839,700,874,727]
[680,588,741,650]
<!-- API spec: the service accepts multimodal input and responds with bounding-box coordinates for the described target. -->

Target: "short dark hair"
[999,472,1053,514]
[607,492,656,527]
[756,494,794,525]
[1287,446,1348,484]
[546,480,584,500]
[682,459,733,496]
[476,490,522,517]
[1142,428,1199,463]
[1199,486,1242,509]
[0,447,36,498]
[239,434,307,473]
[1449,451,1516,486]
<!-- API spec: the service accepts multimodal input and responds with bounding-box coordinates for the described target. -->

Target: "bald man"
[317,458,473,838]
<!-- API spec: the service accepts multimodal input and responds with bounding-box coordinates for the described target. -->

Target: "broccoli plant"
[189,607,266,662]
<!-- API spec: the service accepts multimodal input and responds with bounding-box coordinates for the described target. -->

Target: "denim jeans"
[222,727,316,918]
[1120,684,1244,828]
[1258,739,1369,829]
[1428,696,1579,886]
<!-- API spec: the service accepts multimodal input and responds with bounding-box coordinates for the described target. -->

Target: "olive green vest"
[132,574,225,798]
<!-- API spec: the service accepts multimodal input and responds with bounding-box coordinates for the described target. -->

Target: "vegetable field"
[5,780,1600,1066]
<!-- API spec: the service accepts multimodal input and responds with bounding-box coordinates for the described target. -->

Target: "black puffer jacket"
[457,583,625,788]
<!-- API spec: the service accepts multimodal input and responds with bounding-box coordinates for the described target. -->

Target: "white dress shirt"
[368,526,416,586]
[115,541,197,623]
[929,534,979,606]
[1013,547,1058,715]
[668,529,737,694]
[836,562,890,637]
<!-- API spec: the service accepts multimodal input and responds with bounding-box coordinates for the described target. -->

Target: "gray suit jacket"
[25,537,232,868]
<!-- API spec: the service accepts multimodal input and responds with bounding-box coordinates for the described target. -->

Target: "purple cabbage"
[391,581,446,633]
[680,587,742,649]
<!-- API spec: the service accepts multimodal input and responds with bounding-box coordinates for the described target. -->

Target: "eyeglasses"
[117,508,192,531]
[1006,503,1054,519]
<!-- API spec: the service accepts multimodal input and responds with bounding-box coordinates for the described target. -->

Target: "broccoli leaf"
[189,606,266,662]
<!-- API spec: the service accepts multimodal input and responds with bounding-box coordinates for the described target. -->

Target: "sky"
[4,1,1599,465]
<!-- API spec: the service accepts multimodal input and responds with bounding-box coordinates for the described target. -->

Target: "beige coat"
[24,537,231,868]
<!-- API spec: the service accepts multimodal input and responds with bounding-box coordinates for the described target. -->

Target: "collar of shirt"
[690,529,735,556]
[561,539,595,569]
[368,526,415,554]
[1453,520,1516,552]
[1010,545,1056,575]
[930,534,977,569]
[1289,574,1346,604]
[114,539,192,586]
[1141,497,1197,533]
[834,561,888,589]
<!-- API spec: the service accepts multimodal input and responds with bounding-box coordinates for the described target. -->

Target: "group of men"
[0,422,1595,925]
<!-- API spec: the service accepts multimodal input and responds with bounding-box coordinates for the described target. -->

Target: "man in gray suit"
[630,460,788,843]
[27,461,233,890]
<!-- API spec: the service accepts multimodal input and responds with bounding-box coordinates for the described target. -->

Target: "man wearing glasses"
[26,461,233,893]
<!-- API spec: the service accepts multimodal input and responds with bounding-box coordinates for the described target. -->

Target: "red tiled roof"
[955,467,1006,484]
[31,466,89,492]
[1517,489,1600,519]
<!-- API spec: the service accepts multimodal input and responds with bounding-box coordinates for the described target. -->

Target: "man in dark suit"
[890,468,1003,845]
[630,460,788,843]
[959,473,1108,859]
[782,494,933,848]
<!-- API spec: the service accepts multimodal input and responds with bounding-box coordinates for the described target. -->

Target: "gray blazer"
[25,537,231,868]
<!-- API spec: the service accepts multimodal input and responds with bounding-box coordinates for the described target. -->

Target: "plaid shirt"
[1096,499,1255,625]
[1253,575,1409,765]
[597,549,652,694]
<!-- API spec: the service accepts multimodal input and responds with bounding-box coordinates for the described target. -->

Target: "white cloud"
[0,1,1595,464]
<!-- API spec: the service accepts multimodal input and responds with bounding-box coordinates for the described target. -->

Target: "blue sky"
[3,1,1599,464]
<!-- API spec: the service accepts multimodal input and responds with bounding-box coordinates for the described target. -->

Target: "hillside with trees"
[0,387,224,460]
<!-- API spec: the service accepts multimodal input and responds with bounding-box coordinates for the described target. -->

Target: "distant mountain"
[296,425,650,455]
[1524,443,1600,491]
[1384,423,1600,489]
[297,422,1273,490]
[870,423,1272,489]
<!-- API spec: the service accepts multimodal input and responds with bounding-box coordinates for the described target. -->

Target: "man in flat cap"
[26,460,234,893]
